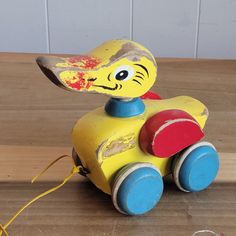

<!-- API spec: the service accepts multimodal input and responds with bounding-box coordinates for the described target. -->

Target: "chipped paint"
[65,72,93,90]
[103,136,136,157]
[97,134,136,161]
[110,42,155,64]
[201,108,209,117]
[56,55,101,69]
[67,55,101,69]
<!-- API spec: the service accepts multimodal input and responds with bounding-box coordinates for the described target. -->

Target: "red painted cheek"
[64,56,100,90]
[85,82,92,89]
[68,55,101,69]
[66,73,93,90]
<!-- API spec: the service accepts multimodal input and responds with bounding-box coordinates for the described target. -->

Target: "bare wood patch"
[102,134,136,158]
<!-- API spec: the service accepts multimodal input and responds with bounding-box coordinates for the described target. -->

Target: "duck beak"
[36,56,67,89]
[36,55,102,92]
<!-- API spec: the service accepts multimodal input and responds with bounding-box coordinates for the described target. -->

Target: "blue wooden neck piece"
[105,98,145,118]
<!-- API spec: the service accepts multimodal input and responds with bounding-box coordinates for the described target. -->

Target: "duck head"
[36,39,157,99]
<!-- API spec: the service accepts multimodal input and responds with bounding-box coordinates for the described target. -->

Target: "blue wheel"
[173,142,219,192]
[112,163,163,215]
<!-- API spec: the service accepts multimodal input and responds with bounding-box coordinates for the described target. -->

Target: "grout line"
[129,0,134,40]
[44,0,51,53]
[194,0,201,58]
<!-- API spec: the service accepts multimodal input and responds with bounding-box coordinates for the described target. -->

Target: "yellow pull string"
[0,155,81,236]
[31,154,75,183]
[0,224,8,236]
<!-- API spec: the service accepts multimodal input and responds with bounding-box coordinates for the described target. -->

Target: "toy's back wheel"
[112,163,163,215]
[173,141,219,192]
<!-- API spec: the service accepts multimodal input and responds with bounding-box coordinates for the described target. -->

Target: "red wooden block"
[140,91,161,100]
[139,109,204,158]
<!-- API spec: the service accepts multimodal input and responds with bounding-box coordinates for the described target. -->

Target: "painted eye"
[114,66,134,81]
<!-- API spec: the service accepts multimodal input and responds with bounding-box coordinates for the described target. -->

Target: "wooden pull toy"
[36,39,219,216]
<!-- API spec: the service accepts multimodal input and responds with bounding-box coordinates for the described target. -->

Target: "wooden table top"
[0,53,235,236]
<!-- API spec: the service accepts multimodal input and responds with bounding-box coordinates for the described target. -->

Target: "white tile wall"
[133,0,199,58]
[47,0,130,54]
[197,0,236,59]
[0,0,235,58]
[0,0,48,53]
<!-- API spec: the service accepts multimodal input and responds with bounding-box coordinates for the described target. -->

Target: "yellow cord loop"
[0,154,81,236]
[0,224,8,236]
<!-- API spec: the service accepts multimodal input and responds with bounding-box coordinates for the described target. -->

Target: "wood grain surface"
[0,53,235,236]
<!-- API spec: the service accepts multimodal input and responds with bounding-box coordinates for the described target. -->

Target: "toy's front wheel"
[112,163,163,215]
[173,141,219,192]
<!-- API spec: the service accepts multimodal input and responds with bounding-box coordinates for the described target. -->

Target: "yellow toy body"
[36,39,219,216]
[72,96,208,194]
